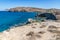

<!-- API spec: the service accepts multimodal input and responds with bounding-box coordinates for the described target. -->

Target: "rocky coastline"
[0,20,60,40]
[0,7,59,40]
[8,7,60,20]
[8,7,60,13]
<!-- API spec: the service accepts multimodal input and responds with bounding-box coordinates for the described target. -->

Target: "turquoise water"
[0,11,36,32]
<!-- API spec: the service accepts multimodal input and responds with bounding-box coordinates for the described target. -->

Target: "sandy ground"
[0,21,60,40]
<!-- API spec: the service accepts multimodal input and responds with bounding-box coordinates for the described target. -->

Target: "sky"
[0,0,60,10]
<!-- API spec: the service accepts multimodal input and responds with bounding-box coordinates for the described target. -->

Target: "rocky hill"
[8,7,60,13]
[8,7,60,20]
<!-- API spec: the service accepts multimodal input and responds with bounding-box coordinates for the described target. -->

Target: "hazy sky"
[0,0,60,10]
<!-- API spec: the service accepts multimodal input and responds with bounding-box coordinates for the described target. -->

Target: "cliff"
[8,7,60,20]
[0,21,60,40]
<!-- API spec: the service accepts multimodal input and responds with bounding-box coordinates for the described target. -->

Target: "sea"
[0,11,36,32]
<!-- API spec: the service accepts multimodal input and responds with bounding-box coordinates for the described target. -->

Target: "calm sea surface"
[0,11,36,32]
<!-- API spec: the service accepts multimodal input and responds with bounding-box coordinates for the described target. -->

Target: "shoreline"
[0,21,60,40]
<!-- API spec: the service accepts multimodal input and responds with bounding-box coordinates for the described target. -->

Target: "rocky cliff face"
[8,7,60,20]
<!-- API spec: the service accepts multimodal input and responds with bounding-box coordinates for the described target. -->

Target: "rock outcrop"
[0,21,60,40]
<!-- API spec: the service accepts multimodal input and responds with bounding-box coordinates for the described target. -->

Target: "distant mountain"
[8,7,60,20]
